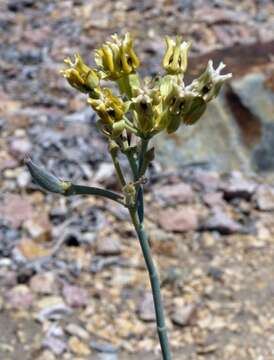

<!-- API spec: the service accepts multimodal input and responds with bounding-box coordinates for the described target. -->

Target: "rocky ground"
[1,0,274,359]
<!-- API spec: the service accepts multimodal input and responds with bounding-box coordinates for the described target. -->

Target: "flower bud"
[88,88,125,126]
[182,96,207,125]
[61,54,99,93]
[25,158,70,194]
[95,33,140,80]
[162,36,191,75]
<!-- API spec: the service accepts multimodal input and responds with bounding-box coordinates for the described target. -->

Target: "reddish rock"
[0,194,33,228]
[202,192,224,207]
[158,207,199,232]
[6,285,34,310]
[9,137,32,160]
[95,236,122,256]
[62,284,88,308]
[154,182,195,206]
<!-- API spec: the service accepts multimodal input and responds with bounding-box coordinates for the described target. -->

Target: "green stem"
[129,207,172,360]
[110,151,126,187]
[136,138,149,222]
[138,138,149,177]
[66,184,124,205]
[125,149,138,180]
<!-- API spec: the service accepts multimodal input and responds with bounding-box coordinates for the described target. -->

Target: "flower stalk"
[26,32,232,360]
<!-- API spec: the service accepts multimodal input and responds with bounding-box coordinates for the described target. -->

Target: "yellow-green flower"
[131,85,161,135]
[61,53,99,93]
[162,36,191,75]
[187,60,232,102]
[88,88,125,127]
[95,33,140,80]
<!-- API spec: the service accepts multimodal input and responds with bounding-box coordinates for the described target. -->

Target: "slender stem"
[126,149,138,180]
[110,151,126,187]
[136,138,149,223]
[138,138,149,177]
[66,184,124,205]
[129,207,172,360]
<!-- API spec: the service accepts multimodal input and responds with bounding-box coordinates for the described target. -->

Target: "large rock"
[229,70,274,172]
[153,97,248,172]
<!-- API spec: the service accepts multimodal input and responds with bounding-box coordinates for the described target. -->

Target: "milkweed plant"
[26,33,231,359]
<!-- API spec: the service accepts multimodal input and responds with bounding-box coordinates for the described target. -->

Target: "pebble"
[201,209,243,234]
[42,336,67,356]
[171,303,196,327]
[68,336,91,356]
[0,194,33,228]
[62,284,88,308]
[95,236,123,256]
[65,323,90,341]
[138,292,156,322]
[154,182,195,205]
[255,184,274,211]
[158,207,199,232]
[6,285,34,310]
[23,213,52,242]
[90,340,118,353]
[36,297,71,322]
[30,272,58,295]
[9,137,32,159]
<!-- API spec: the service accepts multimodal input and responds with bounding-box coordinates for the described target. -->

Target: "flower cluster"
[61,33,231,140]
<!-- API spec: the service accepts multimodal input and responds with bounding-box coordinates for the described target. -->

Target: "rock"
[153,99,248,172]
[65,324,90,341]
[9,137,32,159]
[62,284,88,308]
[6,285,34,310]
[157,207,199,232]
[0,269,17,287]
[36,350,56,360]
[171,303,196,327]
[93,162,115,185]
[230,72,274,125]
[17,238,51,259]
[230,72,274,171]
[0,194,33,228]
[191,170,221,192]
[42,336,67,356]
[201,209,243,234]
[95,236,122,256]
[202,192,224,207]
[23,213,52,242]
[90,340,118,353]
[220,172,256,200]
[255,184,274,211]
[36,302,72,322]
[153,182,195,206]
[17,170,31,188]
[207,266,224,281]
[68,336,91,356]
[96,354,118,360]
[30,272,58,295]
[0,151,18,172]
[138,292,156,322]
